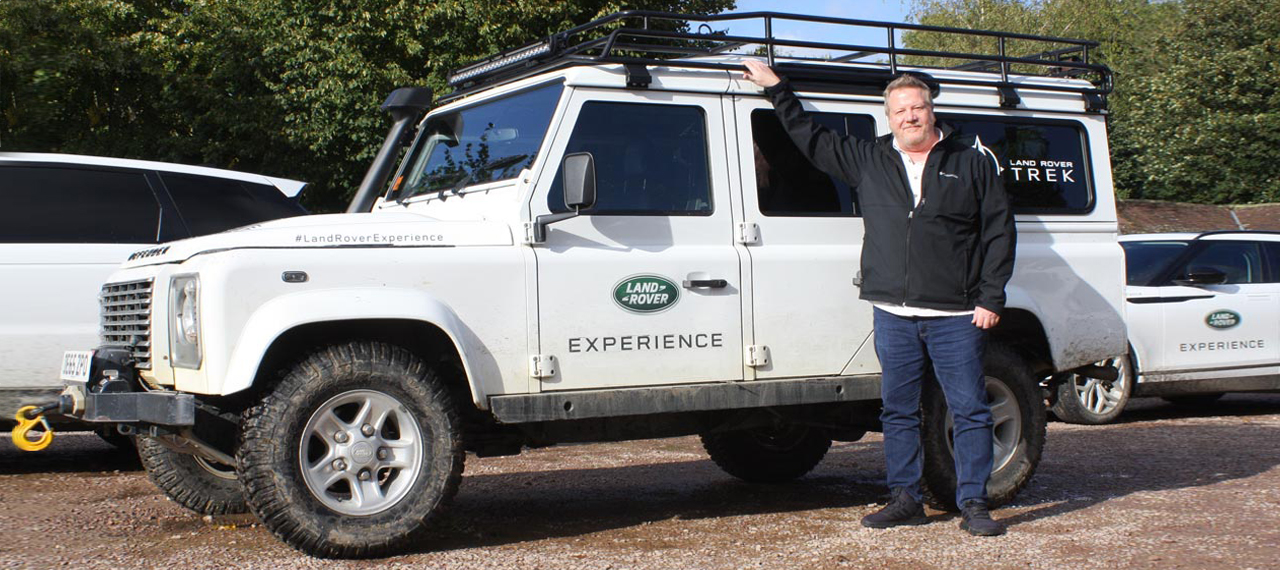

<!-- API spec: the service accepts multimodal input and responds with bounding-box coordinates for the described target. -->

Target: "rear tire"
[701,424,831,483]
[1050,354,1132,425]
[137,436,246,516]
[920,343,1046,511]
[237,342,464,558]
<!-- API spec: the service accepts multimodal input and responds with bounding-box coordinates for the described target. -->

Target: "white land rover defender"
[35,12,1126,558]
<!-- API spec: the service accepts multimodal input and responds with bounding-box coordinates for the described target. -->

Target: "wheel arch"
[990,307,1054,379]
[220,289,485,408]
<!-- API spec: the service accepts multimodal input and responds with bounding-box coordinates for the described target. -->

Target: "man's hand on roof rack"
[743,60,781,89]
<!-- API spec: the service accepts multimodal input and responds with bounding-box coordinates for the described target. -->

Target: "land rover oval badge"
[1206,310,1241,330]
[613,275,680,314]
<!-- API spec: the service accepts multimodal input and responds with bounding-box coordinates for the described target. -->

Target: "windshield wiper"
[441,153,531,197]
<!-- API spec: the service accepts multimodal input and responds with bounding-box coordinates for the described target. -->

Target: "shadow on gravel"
[409,442,888,553]
[1005,397,1280,527]
[0,432,141,474]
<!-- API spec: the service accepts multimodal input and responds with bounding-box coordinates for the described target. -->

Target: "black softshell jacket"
[765,79,1017,314]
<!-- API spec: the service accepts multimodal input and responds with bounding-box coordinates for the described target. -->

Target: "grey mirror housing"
[562,152,597,210]
[530,152,598,244]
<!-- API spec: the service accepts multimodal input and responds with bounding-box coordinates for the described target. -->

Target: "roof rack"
[442,11,1113,111]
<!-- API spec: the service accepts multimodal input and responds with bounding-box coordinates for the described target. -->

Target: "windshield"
[1121,240,1190,285]
[395,82,563,201]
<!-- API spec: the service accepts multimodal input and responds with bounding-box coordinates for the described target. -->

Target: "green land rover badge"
[613,275,679,314]
[1205,310,1241,330]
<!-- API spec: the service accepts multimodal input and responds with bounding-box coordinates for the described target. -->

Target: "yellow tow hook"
[12,405,55,452]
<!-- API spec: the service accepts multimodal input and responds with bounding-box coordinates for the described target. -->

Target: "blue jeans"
[873,308,993,506]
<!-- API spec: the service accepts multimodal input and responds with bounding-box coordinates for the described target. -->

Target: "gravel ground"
[3,394,1280,570]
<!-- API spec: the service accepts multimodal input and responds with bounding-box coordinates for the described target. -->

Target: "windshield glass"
[1121,241,1190,285]
[396,82,563,201]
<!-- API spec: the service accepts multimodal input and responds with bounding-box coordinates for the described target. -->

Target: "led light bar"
[448,42,553,86]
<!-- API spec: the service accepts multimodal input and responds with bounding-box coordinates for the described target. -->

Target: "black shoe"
[959,500,1006,536]
[861,488,928,528]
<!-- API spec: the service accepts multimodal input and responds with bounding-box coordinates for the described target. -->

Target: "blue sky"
[714,1,916,59]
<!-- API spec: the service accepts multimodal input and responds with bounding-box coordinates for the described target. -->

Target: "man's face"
[886,87,936,151]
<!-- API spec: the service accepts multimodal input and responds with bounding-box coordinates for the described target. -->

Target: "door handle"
[683,279,728,289]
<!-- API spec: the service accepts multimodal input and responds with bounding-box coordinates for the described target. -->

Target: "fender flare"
[221,288,482,400]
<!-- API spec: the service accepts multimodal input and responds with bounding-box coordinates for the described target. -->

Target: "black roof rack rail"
[442,11,1113,111]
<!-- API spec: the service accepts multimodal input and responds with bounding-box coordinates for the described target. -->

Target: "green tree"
[1,0,734,212]
[1122,0,1280,203]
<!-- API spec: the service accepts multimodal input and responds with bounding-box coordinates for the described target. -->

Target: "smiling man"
[743,59,1016,536]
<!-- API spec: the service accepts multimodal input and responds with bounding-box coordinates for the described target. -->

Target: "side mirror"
[529,152,597,244]
[562,152,597,210]
[1173,266,1228,287]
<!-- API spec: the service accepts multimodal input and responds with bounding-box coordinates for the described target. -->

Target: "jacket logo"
[613,275,680,314]
[939,172,960,179]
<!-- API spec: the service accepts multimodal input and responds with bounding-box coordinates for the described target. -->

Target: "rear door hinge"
[737,222,760,245]
[530,355,558,379]
[745,345,771,368]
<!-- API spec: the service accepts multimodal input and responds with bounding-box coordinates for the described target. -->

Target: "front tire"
[137,436,246,516]
[237,342,464,558]
[920,343,1046,510]
[1050,354,1132,425]
[701,424,832,483]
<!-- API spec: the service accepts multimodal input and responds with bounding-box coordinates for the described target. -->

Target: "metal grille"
[100,278,154,370]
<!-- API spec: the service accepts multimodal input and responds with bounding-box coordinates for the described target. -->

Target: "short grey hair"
[883,75,933,115]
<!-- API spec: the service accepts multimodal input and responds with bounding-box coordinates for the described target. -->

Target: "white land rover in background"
[38,12,1126,558]
[0,153,307,433]
[1050,231,1280,424]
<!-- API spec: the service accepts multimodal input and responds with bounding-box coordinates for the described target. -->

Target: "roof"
[0,152,306,198]
[1118,200,1280,235]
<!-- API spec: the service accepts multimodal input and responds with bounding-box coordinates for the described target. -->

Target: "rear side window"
[0,166,160,243]
[751,109,875,217]
[161,173,305,236]
[940,115,1093,214]
[1266,242,1280,283]
[550,102,711,215]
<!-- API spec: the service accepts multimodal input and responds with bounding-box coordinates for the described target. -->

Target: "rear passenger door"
[733,97,879,379]
[0,164,176,390]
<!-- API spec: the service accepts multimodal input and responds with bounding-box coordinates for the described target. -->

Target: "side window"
[1176,241,1265,285]
[939,115,1093,214]
[550,102,710,215]
[161,173,305,236]
[751,109,874,216]
[0,166,160,244]
[1266,242,1280,283]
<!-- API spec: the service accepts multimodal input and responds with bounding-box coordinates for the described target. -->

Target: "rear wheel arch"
[990,308,1053,378]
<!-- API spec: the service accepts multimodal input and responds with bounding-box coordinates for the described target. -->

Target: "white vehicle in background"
[0,153,307,436]
[33,11,1127,558]
[1050,231,1280,424]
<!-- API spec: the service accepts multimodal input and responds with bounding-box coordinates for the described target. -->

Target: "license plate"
[60,350,95,382]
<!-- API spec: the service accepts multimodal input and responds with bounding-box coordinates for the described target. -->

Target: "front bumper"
[64,383,195,426]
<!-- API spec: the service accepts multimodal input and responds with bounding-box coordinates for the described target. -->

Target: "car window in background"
[1120,241,1189,285]
[1177,241,1266,285]
[161,173,306,236]
[1,166,160,243]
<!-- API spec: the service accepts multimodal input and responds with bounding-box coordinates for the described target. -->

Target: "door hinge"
[530,355,558,379]
[737,222,760,245]
[522,222,541,245]
[745,345,771,368]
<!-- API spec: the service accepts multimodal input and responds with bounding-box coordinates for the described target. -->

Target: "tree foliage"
[904,0,1279,204]
[1,0,734,212]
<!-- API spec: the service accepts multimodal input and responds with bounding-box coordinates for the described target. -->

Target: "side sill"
[489,374,882,424]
